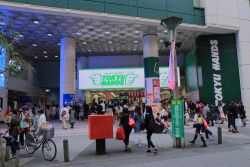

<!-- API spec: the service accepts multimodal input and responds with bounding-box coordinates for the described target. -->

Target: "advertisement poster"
[63,94,75,106]
[153,79,161,103]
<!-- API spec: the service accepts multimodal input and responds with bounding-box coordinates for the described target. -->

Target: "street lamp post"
[161,16,183,148]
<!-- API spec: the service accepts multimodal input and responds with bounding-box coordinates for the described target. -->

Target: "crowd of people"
[0,98,247,158]
[1,105,47,159]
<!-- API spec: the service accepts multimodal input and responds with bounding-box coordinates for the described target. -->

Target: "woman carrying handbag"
[119,107,132,152]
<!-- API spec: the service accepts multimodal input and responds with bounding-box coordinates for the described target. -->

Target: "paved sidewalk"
[1,120,250,167]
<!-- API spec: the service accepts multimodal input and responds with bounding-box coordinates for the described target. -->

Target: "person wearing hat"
[18,105,31,147]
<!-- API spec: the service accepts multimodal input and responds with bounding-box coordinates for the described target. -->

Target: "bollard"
[96,139,106,155]
[0,138,5,167]
[218,127,222,144]
[5,144,10,161]
[63,139,69,162]
[15,149,19,167]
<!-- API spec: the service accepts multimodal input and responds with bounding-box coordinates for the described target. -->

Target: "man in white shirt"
[60,105,69,129]
[100,100,106,113]
[35,109,47,137]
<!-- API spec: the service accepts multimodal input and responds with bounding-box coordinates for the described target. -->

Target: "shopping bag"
[129,118,136,128]
[235,118,242,127]
[116,127,125,140]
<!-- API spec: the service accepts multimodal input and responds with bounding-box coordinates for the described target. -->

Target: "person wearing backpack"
[144,106,158,154]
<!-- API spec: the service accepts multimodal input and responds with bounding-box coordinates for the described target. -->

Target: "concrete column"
[60,37,76,109]
[143,34,161,108]
[236,22,250,118]
[85,91,91,104]
[76,56,88,103]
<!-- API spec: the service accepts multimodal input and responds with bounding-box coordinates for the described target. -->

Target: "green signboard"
[171,100,184,138]
[196,34,241,105]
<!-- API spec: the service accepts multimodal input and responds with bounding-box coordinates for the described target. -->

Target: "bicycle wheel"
[25,136,36,154]
[42,139,57,161]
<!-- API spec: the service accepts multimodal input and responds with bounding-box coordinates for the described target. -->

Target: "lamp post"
[161,16,183,148]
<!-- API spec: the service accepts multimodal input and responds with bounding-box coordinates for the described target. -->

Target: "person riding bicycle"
[1,110,20,159]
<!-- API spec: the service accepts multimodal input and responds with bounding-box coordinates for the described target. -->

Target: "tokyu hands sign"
[79,67,180,90]
[89,72,139,86]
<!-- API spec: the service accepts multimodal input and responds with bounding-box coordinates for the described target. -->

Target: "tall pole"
[161,16,183,148]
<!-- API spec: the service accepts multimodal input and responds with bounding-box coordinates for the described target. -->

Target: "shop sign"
[79,67,180,90]
[210,40,223,106]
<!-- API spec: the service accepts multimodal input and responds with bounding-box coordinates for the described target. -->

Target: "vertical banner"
[168,40,176,90]
[171,100,184,138]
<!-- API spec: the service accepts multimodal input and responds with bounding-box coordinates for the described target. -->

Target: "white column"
[60,37,76,109]
[76,56,88,102]
[143,34,161,107]
[236,21,250,118]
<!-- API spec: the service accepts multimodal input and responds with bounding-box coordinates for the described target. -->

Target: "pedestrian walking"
[144,106,158,154]
[119,107,132,152]
[69,106,76,129]
[190,110,207,147]
[238,101,246,127]
[133,105,142,147]
[18,106,31,147]
[60,105,69,130]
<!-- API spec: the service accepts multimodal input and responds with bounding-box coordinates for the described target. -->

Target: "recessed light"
[32,43,37,47]
[164,30,168,33]
[19,34,24,38]
[82,42,87,45]
[43,51,47,54]
[76,32,81,35]
[105,31,110,34]
[133,40,138,43]
[45,89,50,92]
[110,49,114,51]
[34,56,38,59]
[44,55,48,58]
[33,20,40,24]
[57,43,61,46]
[108,41,112,44]
[134,30,140,34]
[133,48,137,51]
[47,33,52,37]
[88,49,92,52]
[159,40,164,43]
[55,55,58,58]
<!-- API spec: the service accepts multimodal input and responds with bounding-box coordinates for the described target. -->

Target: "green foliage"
[0,29,26,75]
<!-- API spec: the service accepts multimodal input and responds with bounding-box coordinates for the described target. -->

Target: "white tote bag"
[235,118,242,127]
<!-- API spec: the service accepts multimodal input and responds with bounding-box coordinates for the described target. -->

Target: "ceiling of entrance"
[0,9,207,60]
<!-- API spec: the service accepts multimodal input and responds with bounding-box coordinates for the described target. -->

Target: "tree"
[0,29,26,75]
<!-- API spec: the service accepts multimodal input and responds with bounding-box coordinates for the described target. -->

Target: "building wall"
[205,0,250,116]
[5,0,205,25]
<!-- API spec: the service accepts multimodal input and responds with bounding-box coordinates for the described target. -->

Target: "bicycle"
[25,127,57,161]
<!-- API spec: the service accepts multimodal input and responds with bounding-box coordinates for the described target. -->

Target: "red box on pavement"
[88,115,113,140]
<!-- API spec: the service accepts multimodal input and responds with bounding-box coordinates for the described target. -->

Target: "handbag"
[154,123,164,133]
[129,117,136,128]
[116,127,125,140]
